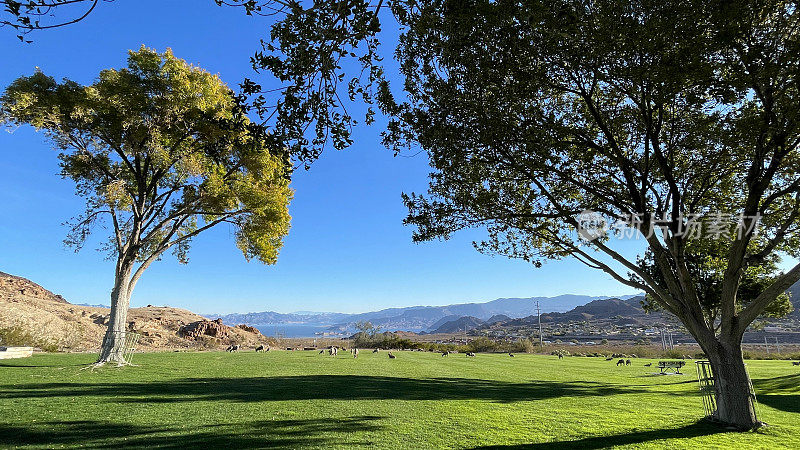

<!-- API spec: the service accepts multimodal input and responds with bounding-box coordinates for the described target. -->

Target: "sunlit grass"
[0,351,797,448]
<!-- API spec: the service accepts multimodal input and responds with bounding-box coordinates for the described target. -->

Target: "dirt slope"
[0,271,274,352]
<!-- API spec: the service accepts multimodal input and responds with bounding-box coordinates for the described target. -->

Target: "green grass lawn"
[1,351,798,449]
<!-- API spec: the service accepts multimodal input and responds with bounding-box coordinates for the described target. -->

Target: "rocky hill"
[538,297,653,324]
[426,314,462,331]
[0,271,69,303]
[0,271,274,352]
[486,314,512,324]
[430,316,485,334]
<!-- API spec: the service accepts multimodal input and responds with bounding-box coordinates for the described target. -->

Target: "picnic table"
[657,360,686,374]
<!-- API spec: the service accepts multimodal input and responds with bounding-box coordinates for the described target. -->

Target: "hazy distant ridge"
[213,293,643,331]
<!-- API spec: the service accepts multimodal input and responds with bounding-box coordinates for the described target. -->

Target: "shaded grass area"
[752,374,800,414]
[0,417,382,448]
[0,376,645,403]
[472,422,725,449]
[1,352,798,448]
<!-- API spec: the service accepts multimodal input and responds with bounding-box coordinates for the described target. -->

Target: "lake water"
[255,323,342,338]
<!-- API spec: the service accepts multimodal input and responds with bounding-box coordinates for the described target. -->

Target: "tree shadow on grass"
[753,373,800,392]
[0,416,382,448]
[0,376,648,404]
[632,375,697,385]
[753,373,800,414]
[472,421,725,449]
[757,394,800,414]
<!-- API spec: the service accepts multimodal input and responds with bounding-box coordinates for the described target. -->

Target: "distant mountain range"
[478,285,800,332]
[213,293,643,333]
[214,311,352,326]
[214,279,800,336]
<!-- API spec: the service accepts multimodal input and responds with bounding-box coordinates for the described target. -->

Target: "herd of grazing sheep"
[223,346,520,361]
[223,345,800,368]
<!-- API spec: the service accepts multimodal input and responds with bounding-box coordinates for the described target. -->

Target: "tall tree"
[1,46,293,365]
[394,0,800,430]
[230,0,800,430]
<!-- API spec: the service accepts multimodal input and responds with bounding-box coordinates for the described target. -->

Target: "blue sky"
[1,0,650,314]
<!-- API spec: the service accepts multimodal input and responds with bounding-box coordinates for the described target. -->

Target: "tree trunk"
[97,262,133,364]
[703,335,760,430]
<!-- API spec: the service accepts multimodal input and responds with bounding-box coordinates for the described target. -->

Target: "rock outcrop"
[180,318,230,339]
[236,324,260,334]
